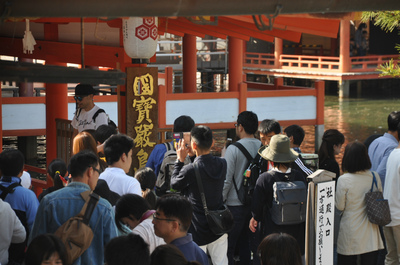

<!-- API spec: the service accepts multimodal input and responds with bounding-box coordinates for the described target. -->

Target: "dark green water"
[302,95,400,155]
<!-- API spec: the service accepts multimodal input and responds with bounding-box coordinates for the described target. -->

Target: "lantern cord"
[22,19,36,54]
[172,0,183,16]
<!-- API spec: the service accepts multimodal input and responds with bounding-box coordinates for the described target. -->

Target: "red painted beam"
[0,37,125,68]
[219,17,301,43]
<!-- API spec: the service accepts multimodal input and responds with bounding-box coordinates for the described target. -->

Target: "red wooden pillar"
[228,36,243,92]
[340,20,350,72]
[19,58,34,97]
[0,82,2,151]
[44,23,68,166]
[182,34,197,93]
[274,37,283,68]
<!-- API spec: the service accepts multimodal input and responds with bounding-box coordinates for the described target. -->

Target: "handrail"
[243,52,400,74]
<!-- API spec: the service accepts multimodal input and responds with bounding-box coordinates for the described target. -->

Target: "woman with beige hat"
[249,134,307,259]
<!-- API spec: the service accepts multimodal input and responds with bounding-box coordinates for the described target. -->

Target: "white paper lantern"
[123,17,158,59]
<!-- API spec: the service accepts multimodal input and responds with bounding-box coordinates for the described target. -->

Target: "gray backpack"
[155,142,190,196]
[270,174,307,225]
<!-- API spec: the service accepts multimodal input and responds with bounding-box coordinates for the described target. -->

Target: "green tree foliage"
[362,11,400,77]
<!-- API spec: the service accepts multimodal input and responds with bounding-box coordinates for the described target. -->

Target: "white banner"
[315,181,335,265]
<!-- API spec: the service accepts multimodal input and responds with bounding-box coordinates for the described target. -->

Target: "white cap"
[20,171,31,189]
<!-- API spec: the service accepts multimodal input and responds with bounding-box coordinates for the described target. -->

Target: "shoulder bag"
[193,162,234,235]
[364,172,391,226]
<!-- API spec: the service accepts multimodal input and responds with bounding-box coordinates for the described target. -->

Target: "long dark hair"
[48,159,67,190]
[318,129,345,166]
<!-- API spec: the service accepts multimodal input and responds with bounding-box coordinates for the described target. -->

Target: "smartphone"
[173,132,183,149]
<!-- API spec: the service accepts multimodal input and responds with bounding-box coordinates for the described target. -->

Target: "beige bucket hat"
[258,134,298,163]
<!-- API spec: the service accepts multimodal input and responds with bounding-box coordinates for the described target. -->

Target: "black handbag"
[194,162,234,235]
[364,172,391,226]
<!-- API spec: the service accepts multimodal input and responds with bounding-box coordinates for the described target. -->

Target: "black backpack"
[77,108,115,127]
[232,142,261,206]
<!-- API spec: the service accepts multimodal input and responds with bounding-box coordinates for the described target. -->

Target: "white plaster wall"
[247,96,316,121]
[166,98,239,125]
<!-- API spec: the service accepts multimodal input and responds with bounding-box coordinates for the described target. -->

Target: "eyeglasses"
[92,166,102,175]
[74,95,87,101]
[152,213,177,222]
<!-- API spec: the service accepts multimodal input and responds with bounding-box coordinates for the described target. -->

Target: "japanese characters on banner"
[315,181,335,265]
[126,67,158,173]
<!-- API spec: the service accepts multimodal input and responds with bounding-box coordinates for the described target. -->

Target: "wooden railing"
[280,55,340,72]
[350,54,400,72]
[244,52,275,68]
[244,52,400,74]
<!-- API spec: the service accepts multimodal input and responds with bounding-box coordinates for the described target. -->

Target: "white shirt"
[71,105,108,132]
[99,167,141,196]
[132,218,165,253]
[0,199,26,265]
[384,148,400,226]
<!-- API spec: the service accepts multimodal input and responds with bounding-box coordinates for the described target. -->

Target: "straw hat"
[258,134,298,163]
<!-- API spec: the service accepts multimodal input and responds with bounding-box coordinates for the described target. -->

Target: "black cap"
[75,84,96,96]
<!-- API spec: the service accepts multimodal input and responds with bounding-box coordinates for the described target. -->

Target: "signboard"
[315,181,335,265]
[126,67,158,173]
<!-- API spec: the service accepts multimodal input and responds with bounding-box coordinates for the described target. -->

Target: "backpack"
[232,142,261,206]
[54,191,99,264]
[155,142,190,196]
[77,108,114,127]
[270,173,307,225]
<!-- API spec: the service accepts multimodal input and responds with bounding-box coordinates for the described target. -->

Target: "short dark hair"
[173,115,195,133]
[258,119,281,135]
[388,111,400,132]
[150,244,201,265]
[342,141,371,173]
[25,234,68,265]
[115,194,151,232]
[190,125,213,150]
[95,125,118,144]
[155,194,193,232]
[104,134,134,165]
[48,159,68,190]
[69,150,99,178]
[134,167,156,190]
[105,234,150,265]
[237,111,259,135]
[284,125,305,146]
[0,149,25,177]
[258,233,302,265]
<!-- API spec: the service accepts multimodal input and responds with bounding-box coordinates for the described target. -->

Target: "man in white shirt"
[383,138,400,265]
[0,199,26,265]
[71,84,109,136]
[99,134,141,196]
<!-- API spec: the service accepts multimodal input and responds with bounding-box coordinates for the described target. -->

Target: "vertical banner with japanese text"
[315,181,335,265]
[126,67,158,174]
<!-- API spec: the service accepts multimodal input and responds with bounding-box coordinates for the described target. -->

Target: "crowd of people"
[1,83,400,265]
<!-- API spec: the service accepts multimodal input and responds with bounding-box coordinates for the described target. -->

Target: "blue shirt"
[368,133,399,189]
[170,233,209,265]
[29,182,118,265]
[146,142,172,176]
[0,176,39,232]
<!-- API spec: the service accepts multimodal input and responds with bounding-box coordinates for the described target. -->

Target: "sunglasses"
[74,95,88,101]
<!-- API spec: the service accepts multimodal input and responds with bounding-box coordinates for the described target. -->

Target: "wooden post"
[183,34,197,93]
[339,20,350,72]
[44,23,68,167]
[228,37,243,92]
[315,80,325,153]
[274,37,283,68]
